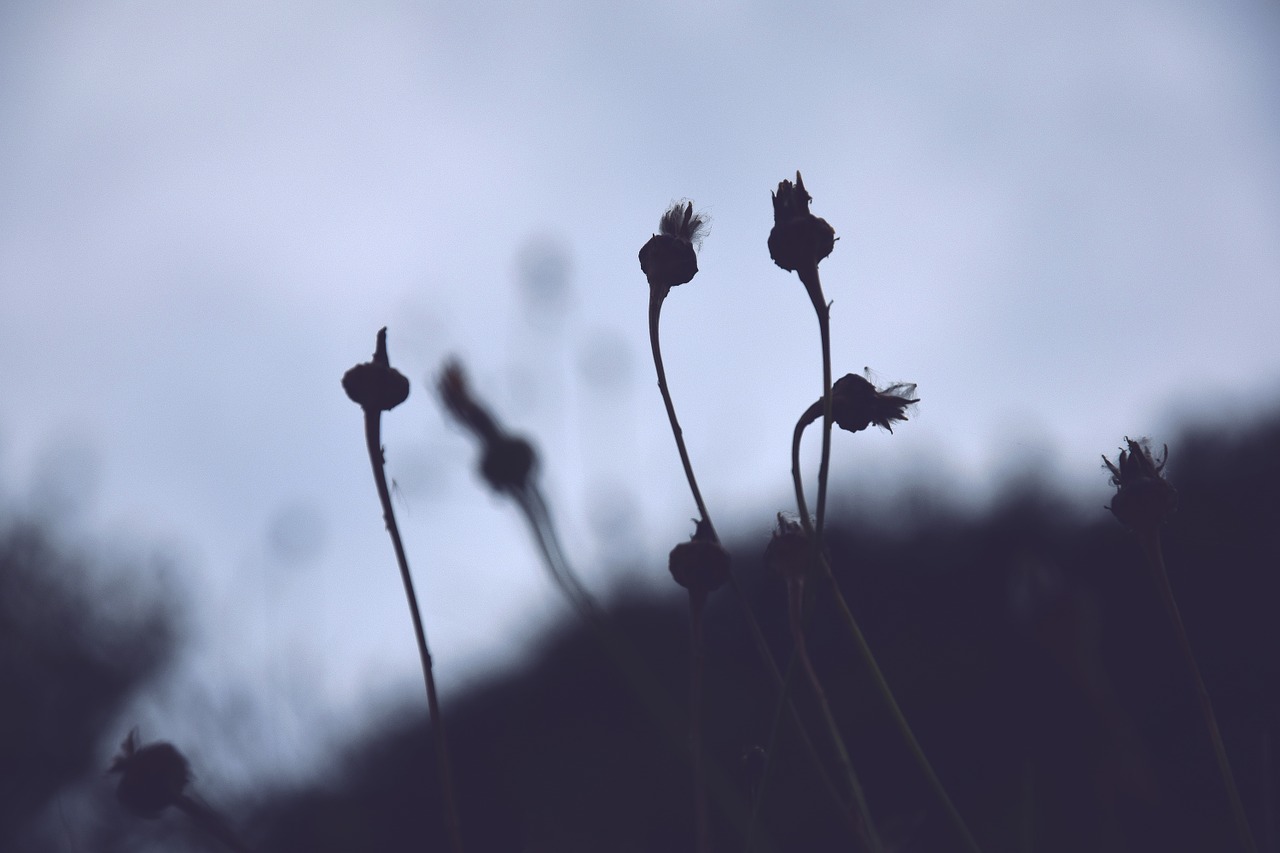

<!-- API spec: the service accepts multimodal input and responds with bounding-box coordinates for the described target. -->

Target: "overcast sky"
[2,0,1278,796]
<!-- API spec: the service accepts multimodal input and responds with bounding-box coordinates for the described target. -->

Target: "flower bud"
[108,729,191,819]
[639,201,707,290]
[768,172,835,276]
[668,520,730,597]
[343,327,410,413]
[1103,438,1177,530]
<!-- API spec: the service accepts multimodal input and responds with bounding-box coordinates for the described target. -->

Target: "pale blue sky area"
[2,0,1278,799]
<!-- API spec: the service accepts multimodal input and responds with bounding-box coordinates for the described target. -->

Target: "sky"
[2,0,1279,798]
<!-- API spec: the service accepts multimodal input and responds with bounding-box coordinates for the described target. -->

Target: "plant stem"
[648,283,843,840]
[791,412,983,853]
[362,410,464,853]
[788,577,881,853]
[1138,530,1258,853]
[800,270,834,540]
[691,592,712,853]
[649,285,713,533]
[817,550,983,853]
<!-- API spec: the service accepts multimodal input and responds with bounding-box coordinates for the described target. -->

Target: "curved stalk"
[362,409,464,853]
[648,283,845,841]
[787,577,881,853]
[792,411,984,853]
[1138,530,1257,853]
[649,285,713,533]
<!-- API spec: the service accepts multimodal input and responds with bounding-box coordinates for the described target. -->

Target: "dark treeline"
[4,410,1278,852]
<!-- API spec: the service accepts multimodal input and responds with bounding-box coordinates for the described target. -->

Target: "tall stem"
[362,410,464,853]
[803,275,834,539]
[649,285,713,533]
[691,592,712,853]
[648,283,841,838]
[792,411,983,853]
[788,578,881,853]
[1138,530,1257,853]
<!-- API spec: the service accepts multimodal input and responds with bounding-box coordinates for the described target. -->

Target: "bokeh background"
[2,0,1278,848]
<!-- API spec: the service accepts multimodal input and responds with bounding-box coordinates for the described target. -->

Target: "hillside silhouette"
[3,408,1277,852]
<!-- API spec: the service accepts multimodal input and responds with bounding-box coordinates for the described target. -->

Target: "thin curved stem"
[649,285,714,535]
[815,550,983,853]
[647,283,841,841]
[793,411,983,853]
[362,410,464,853]
[788,578,881,853]
[1138,530,1258,853]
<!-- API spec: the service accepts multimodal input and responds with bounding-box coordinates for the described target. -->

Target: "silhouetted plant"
[109,728,251,851]
[1104,438,1257,853]
[344,327,464,853]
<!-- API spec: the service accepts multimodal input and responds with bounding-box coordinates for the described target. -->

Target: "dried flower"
[343,327,410,413]
[438,360,536,493]
[1103,438,1177,530]
[831,372,919,434]
[108,729,191,819]
[768,172,835,280]
[668,519,730,598]
[639,201,708,291]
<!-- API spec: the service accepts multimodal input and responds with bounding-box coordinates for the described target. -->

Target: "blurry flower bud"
[343,327,410,413]
[831,373,919,434]
[108,729,191,819]
[639,201,708,290]
[438,360,537,493]
[1103,438,1177,530]
[481,435,536,493]
[768,172,835,279]
[668,519,730,598]
[764,513,810,580]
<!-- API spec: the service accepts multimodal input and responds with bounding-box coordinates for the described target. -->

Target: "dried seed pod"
[343,327,410,413]
[669,521,730,597]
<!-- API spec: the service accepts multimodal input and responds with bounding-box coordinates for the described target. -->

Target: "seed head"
[768,172,836,278]
[1103,438,1177,530]
[343,327,410,413]
[668,519,730,599]
[108,729,191,819]
[831,372,919,434]
[639,201,708,291]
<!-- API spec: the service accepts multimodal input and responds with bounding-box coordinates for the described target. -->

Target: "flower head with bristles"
[831,372,920,434]
[639,201,708,291]
[1103,437,1177,530]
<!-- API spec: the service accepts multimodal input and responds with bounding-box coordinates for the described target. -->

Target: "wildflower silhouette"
[1104,438,1257,853]
[109,729,251,852]
[344,328,464,853]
